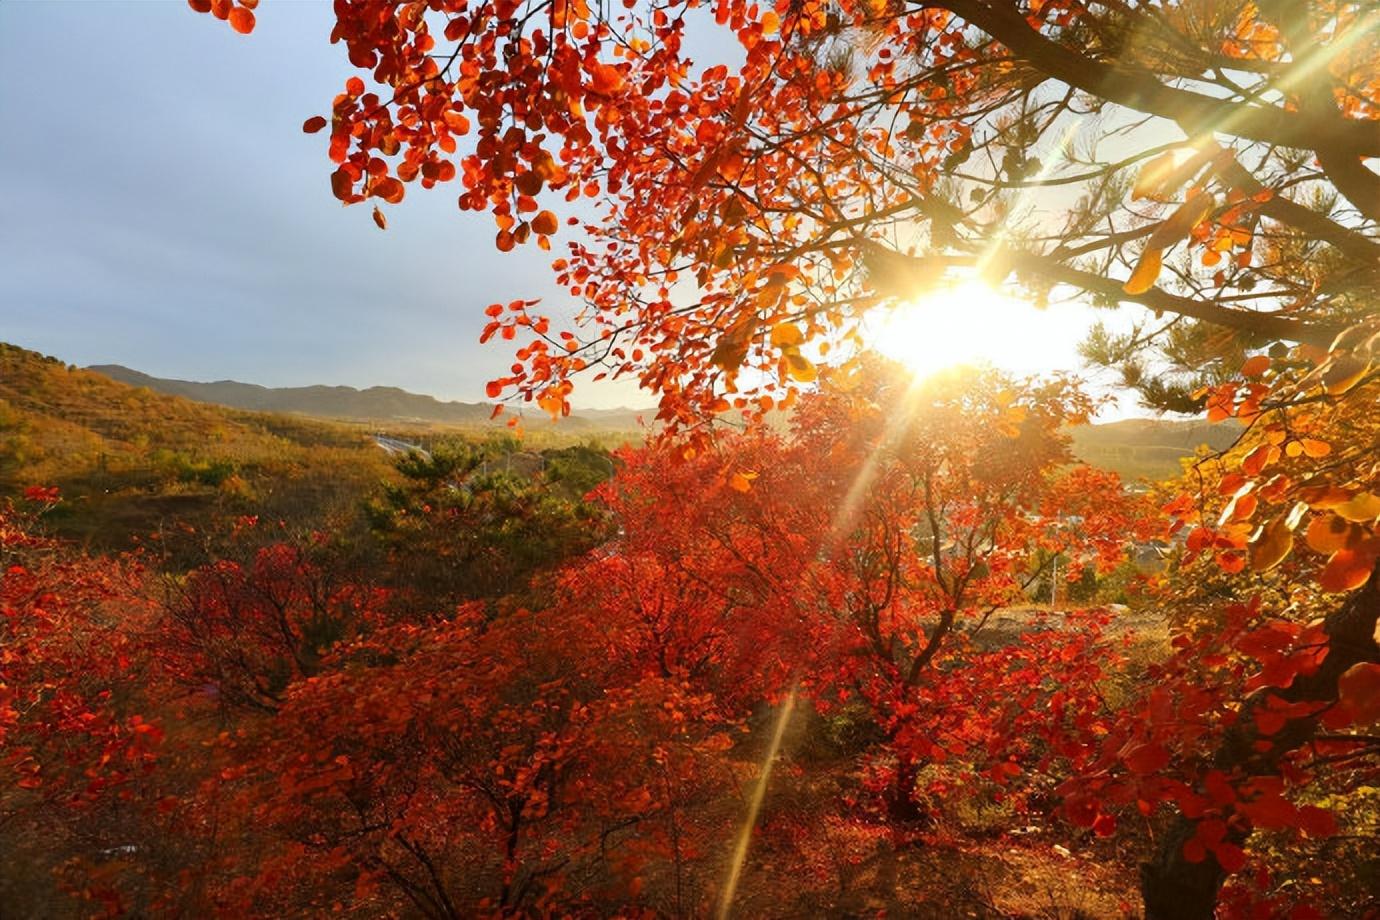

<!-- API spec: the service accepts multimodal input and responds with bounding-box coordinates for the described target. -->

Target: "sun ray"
[716,686,797,920]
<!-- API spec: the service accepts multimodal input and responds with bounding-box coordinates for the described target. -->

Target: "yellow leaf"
[728,470,757,492]
[770,322,804,348]
[1248,512,1294,572]
[1123,248,1164,295]
[1335,492,1380,523]
[785,352,817,382]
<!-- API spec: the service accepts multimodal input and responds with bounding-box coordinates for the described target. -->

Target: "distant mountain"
[89,364,649,431]
[1068,416,1244,480]
[0,343,391,547]
[81,358,1237,479]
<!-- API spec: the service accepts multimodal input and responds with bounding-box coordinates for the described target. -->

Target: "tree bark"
[1141,565,1380,920]
[886,757,926,825]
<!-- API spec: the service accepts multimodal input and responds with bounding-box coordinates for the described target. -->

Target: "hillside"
[86,360,1241,480]
[1067,416,1244,480]
[90,363,648,431]
[0,344,391,549]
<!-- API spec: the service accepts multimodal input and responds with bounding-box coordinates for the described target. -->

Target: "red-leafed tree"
[579,360,1153,825]
[0,492,171,916]
[1057,375,1380,919]
[158,537,390,715]
[210,601,740,917]
[192,0,1375,434]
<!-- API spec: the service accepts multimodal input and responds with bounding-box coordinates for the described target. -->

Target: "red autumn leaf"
[1338,662,1380,725]
[330,167,354,201]
[372,177,405,204]
[1319,548,1377,593]
[588,63,624,95]
[1296,805,1337,838]
[227,5,255,33]
[1214,842,1246,873]
[1123,742,1170,775]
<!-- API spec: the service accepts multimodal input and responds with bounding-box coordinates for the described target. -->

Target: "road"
[373,435,431,460]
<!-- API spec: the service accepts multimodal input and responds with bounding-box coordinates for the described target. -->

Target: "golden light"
[863,280,1092,378]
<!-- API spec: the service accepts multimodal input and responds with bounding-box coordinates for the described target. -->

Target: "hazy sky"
[0,1,1137,411]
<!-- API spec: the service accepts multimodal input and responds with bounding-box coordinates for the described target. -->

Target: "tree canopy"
[198,0,1378,425]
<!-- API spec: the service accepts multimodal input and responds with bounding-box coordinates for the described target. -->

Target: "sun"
[862,281,1091,378]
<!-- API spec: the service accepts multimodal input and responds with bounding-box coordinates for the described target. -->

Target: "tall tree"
[195,0,1377,424]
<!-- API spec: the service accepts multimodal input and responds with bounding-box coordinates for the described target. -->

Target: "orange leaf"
[1240,355,1270,378]
[330,167,354,202]
[728,470,758,493]
[1148,194,1215,249]
[515,171,545,197]
[1320,548,1377,593]
[770,322,804,348]
[1299,438,1332,459]
[442,110,471,135]
[589,63,624,95]
[532,210,559,235]
[372,206,387,230]
[1123,248,1163,295]
[1305,514,1353,555]
[227,6,255,33]
[373,177,405,204]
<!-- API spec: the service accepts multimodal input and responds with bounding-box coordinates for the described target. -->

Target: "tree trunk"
[886,757,925,824]
[1141,566,1380,920]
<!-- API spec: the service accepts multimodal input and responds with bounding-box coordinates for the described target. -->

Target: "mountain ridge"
[78,354,1242,479]
[89,364,650,430]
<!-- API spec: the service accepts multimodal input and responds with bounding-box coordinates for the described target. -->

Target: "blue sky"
[0,1,1127,411]
[1,0,647,405]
